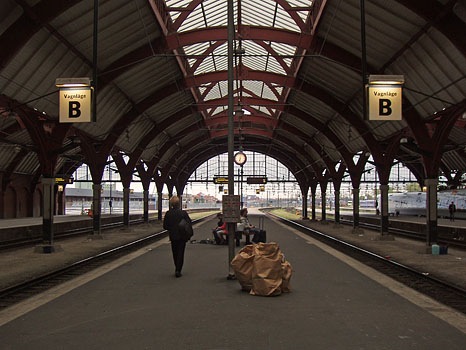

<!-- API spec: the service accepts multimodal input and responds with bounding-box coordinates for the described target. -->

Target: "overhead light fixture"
[234,105,244,117]
[368,75,404,85]
[55,77,91,88]
[234,47,245,55]
[400,137,408,144]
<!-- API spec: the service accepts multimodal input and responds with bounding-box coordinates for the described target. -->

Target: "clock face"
[234,152,247,165]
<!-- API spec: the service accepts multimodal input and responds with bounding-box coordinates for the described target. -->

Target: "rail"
[0,215,212,309]
[267,212,466,315]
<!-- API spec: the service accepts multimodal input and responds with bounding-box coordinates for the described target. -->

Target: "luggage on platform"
[252,217,266,243]
[231,242,292,296]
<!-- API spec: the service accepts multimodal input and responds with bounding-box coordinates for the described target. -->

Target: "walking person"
[448,201,456,221]
[163,195,192,277]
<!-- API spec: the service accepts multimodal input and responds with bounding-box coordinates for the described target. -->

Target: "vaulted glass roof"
[164,0,315,120]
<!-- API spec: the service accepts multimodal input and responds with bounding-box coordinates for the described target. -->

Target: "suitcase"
[252,217,266,243]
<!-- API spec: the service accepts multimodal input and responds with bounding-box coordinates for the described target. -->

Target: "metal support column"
[379,184,393,240]
[143,189,149,223]
[226,0,237,279]
[425,178,438,247]
[36,177,60,253]
[352,187,361,233]
[123,187,130,226]
[92,183,102,237]
[334,189,340,224]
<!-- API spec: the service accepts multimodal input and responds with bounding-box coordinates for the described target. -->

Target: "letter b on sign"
[69,101,82,118]
[379,99,392,116]
[59,88,92,123]
[368,86,402,121]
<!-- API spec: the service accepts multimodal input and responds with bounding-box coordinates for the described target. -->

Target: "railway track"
[271,214,466,316]
[338,217,466,249]
[1,212,465,316]
[0,216,211,310]
[0,228,167,310]
[0,216,151,251]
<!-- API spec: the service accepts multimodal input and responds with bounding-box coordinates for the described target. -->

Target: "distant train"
[64,187,156,214]
[386,189,466,219]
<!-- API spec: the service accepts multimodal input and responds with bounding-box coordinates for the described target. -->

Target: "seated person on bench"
[239,208,259,244]
[213,213,228,244]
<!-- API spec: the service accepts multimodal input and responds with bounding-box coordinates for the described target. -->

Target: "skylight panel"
[241,1,279,28]
[250,105,273,117]
[241,40,287,75]
[244,80,279,101]
[201,0,230,27]
[287,0,314,23]
[195,53,228,75]
[164,0,192,23]
[204,80,228,101]
[183,41,211,57]
[176,0,234,32]
[241,0,301,31]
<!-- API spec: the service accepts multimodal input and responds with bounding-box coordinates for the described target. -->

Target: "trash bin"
[431,244,440,255]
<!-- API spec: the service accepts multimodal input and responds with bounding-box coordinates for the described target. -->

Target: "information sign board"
[247,176,267,184]
[222,195,240,223]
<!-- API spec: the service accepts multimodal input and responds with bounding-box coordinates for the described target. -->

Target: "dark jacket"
[163,208,192,241]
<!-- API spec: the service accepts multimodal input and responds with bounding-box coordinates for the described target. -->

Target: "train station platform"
[0,209,465,349]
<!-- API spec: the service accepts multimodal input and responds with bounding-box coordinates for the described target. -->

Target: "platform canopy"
[0,0,465,190]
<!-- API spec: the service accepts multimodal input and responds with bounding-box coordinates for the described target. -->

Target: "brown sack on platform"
[281,260,292,293]
[230,244,255,291]
[250,242,283,296]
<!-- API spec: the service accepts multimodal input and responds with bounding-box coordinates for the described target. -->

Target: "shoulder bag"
[178,215,193,241]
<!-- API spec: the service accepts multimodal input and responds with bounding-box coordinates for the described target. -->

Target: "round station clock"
[234,151,247,166]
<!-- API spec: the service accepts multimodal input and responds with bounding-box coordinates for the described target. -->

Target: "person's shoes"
[175,271,182,278]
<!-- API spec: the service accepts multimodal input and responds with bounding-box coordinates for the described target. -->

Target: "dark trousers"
[171,239,187,273]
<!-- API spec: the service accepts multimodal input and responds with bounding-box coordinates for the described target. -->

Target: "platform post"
[302,192,309,219]
[377,184,394,240]
[143,189,149,223]
[380,184,389,235]
[352,187,360,227]
[334,190,340,224]
[425,178,438,246]
[92,183,102,236]
[35,177,62,253]
[351,187,364,234]
[321,191,327,222]
[157,191,163,221]
[123,187,130,226]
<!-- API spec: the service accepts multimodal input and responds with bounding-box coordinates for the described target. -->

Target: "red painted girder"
[148,0,171,35]
[205,114,278,129]
[275,0,310,32]
[169,0,204,32]
[209,128,273,139]
[196,96,285,110]
[166,26,313,51]
[185,69,293,88]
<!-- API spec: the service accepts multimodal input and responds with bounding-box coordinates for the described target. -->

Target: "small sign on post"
[222,195,240,223]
